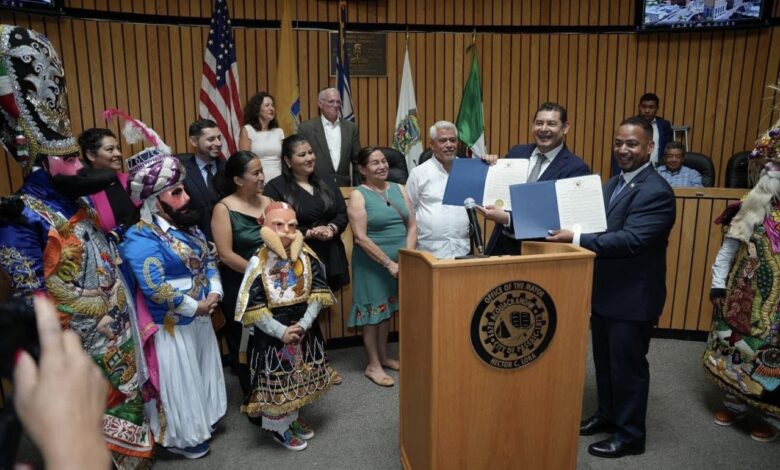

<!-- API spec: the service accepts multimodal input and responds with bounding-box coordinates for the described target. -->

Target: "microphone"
[464,198,485,255]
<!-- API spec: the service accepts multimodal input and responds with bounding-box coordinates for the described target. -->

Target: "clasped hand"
[282,323,304,345]
[196,292,221,316]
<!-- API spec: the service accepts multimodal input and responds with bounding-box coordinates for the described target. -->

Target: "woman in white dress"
[239,92,285,181]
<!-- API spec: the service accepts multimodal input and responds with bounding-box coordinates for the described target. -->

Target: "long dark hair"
[215,150,260,197]
[243,92,279,131]
[280,134,334,212]
[77,128,116,168]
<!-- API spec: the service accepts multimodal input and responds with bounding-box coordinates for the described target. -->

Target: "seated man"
[656,142,703,188]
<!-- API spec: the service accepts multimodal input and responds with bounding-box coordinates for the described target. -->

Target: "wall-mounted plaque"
[329,32,386,77]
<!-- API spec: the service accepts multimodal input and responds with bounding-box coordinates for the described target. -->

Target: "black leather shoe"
[587,437,645,458]
[579,415,616,436]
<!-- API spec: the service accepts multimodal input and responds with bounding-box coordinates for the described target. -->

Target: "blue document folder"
[509,181,559,240]
[441,158,491,206]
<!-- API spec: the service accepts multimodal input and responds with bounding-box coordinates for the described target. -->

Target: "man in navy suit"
[480,102,590,255]
[179,119,225,242]
[611,93,673,175]
[548,116,676,458]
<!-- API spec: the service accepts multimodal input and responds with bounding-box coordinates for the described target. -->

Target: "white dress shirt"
[406,157,470,259]
[527,142,564,181]
[321,115,342,171]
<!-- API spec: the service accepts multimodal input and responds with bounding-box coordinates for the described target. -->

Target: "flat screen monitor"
[636,0,772,31]
[0,0,63,14]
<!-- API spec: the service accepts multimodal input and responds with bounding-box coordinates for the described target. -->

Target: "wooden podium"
[398,242,595,470]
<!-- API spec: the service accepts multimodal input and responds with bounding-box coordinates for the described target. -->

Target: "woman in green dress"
[347,147,417,387]
[212,150,272,391]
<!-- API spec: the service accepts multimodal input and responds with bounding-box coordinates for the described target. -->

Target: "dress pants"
[590,312,653,444]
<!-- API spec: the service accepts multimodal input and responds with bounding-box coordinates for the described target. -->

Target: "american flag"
[199,0,241,159]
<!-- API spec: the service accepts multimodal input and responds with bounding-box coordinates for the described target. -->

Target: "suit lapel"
[607,165,653,215]
[312,119,335,173]
[338,119,351,174]
[186,156,210,198]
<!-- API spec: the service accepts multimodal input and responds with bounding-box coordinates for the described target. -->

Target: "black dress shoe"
[587,437,645,458]
[579,415,616,436]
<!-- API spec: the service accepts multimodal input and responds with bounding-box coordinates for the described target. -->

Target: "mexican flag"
[456,46,486,157]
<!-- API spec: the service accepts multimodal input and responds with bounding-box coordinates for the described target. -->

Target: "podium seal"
[470,281,557,369]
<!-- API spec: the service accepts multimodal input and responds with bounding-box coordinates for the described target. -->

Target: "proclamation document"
[555,175,607,234]
[509,174,606,239]
[482,159,529,211]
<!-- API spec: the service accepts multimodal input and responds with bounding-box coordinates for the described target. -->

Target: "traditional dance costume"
[236,225,335,447]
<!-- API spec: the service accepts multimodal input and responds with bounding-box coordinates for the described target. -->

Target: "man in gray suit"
[297,88,361,187]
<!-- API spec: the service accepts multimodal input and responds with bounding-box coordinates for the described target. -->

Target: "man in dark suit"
[179,119,224,242]
[481,102,590,255]
[611,93,673,175]
[297,87,361,187]
[548,116,676,458]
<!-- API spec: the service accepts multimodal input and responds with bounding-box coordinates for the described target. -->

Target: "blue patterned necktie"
[609,175,626,205]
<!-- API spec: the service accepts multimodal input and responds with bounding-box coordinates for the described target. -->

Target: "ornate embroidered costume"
[707,117,780,440]
[121,217,227,450]
[0,25,152,468]
[236,223,335,436]
[707,202,780,426]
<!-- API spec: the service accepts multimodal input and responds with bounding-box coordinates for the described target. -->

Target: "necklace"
[363,183,391,206]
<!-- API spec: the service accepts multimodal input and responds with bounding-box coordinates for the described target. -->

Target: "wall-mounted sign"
[329,32,386,77]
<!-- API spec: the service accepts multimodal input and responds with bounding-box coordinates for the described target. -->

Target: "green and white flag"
[393,46,423,169]
[456,47,486,157]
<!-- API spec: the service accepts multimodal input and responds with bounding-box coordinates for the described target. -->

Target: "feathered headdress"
[104,108,183,223]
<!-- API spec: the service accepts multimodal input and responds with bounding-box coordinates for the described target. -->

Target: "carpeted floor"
[15,338,779,469]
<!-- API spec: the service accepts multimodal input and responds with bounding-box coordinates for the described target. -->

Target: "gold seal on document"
[495,199,504,208]
[470,281,557,370]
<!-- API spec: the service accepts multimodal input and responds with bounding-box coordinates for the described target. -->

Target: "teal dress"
[220,207,264,316]
[349,182,408,327]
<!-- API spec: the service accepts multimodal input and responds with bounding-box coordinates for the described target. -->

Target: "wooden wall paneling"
[156,25,175,145]
[702,33,723,160]
[504,34,519,153]
[661,35,679,143]
[434,34,445,127]
[599,35,616,178]
[659,197,683,328]
[684,198,713,330]
[301,30,317,121]
[572,35,587,164]
[697,201,727,330]
[57,20,83,138]
[485,34,498,152]
[72,19,96,133]
[671,199,698,329]
[563,35,577,156]
[528,34,540,143]
[682,33,701,152]
[761,29,780,128]
[746,30,773,150]
[178,24,194,152]
[497,34,510,154]
[719,32,746,183]
[142,0,156,15]
[645,35,658,104]
[585,35,599,171]
[147,26,164,142]
[711,32,734,174]
[234,25,246,109]
[422,32,434,140]
[132,23,152,151]
[592,34,608,175]
[671,33,690,147]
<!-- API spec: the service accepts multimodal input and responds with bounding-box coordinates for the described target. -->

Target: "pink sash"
[90,172,133,233]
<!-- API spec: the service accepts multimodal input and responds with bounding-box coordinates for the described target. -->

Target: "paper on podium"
[442,158,528,210]
[510,174,606,239]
